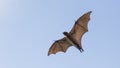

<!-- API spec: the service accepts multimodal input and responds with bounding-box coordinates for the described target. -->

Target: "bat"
[48,11,92,56]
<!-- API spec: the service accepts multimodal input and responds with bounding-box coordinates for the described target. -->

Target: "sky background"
[0,0,120,68]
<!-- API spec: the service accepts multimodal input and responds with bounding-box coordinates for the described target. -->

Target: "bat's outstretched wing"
[48,37,72,56]
[48,11,92,56]
[69,11,92,51]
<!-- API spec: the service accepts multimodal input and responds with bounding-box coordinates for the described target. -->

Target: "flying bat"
[48,11,92,56]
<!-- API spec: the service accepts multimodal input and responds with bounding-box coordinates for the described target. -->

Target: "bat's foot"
[80,49,84,53]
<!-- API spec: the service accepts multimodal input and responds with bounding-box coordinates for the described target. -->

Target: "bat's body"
[48,11,92,56]
[63,32,84,52]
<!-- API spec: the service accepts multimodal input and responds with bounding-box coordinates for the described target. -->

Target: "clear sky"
[0,0,120,68]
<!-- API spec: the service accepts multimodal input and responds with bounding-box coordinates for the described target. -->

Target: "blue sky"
[0,0,120,68]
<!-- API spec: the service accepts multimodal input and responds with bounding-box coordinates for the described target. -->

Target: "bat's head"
[63,32,68,36]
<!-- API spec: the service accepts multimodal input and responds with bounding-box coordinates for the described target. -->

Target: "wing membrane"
[48,37,72,56]
[69,11,92,47]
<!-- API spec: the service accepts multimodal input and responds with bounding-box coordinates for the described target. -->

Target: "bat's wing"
[69,11,92,50]
[48,37,72,56]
